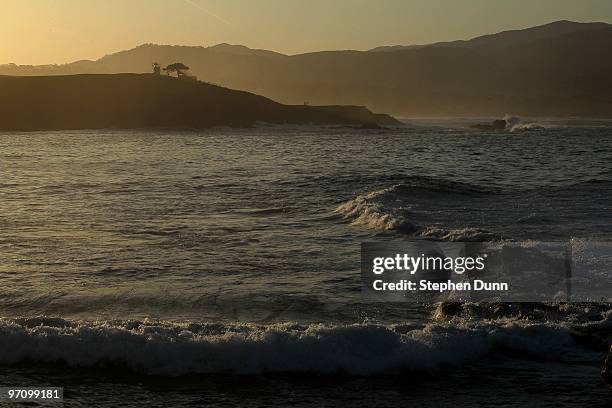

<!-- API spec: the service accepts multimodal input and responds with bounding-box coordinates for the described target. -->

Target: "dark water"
[0,119,610,406]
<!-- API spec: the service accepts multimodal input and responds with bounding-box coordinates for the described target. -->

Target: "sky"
[2,0,612,65]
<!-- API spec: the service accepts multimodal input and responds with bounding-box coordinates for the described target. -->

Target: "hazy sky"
[3,0,612,64]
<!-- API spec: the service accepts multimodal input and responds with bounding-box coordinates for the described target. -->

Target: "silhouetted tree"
[152,62,161,75]
[164,62,190,78]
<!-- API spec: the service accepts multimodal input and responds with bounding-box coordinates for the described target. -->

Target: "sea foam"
[335,183,497,241]
[0,316,606,376]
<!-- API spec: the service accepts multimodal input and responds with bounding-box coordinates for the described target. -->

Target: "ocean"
[0,119,610,406]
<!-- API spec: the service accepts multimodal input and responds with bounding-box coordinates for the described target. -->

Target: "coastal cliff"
[0,74,399,131]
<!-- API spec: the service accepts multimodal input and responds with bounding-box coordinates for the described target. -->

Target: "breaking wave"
[335,181,498,241]
[504,115,546,132]
[0,314,608,376]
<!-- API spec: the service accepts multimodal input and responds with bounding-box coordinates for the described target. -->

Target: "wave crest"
[0,317,604,376]
[503,115,545,132]
[335,182,497,241]
[335,186,415,231]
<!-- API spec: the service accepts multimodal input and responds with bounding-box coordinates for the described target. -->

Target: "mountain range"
[2,20,612,117]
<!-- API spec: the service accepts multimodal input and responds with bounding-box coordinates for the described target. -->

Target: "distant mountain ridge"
[369,20,611,51]
[205,43,285,58]
[2,20,612,117]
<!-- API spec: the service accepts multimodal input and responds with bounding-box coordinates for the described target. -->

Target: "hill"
[2,20,612,117]
[0,74,399,131]
[370,20,611,51]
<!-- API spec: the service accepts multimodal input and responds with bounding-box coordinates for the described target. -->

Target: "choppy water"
[0,119,611,406]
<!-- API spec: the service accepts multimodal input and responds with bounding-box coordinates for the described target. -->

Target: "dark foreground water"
[0,118,610,406]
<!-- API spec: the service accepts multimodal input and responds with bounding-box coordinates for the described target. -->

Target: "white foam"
[335,185,496,240]
[0,317,599,376]
[418,226,497,242]
[503,115,545,132]
[335,186,413,231]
